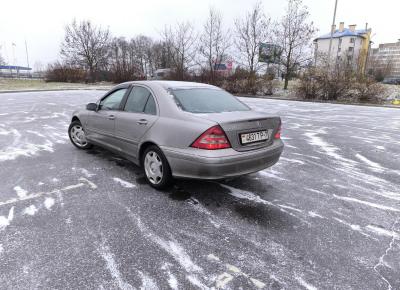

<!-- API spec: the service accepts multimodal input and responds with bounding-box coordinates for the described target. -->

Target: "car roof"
[120,80,219,90]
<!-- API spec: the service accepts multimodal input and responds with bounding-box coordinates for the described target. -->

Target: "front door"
[86,88,128,149]
[114,85,159,159]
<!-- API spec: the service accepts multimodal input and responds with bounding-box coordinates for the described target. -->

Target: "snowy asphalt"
[0,90,399,289]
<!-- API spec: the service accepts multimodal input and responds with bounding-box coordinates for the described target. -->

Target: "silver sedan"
[68,81,284,189]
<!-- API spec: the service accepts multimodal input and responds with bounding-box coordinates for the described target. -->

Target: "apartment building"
[313,22,372,73]
[370,40,400,81]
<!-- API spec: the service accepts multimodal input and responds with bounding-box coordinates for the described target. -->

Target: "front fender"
[71,110,89,127]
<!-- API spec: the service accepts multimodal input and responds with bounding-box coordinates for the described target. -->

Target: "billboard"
[259,43,282,64]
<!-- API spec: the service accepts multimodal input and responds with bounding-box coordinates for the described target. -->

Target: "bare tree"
[0,53,5,65]
[131,35,154,77]
[234,2,271,77]
[150,41,174,71]
[60,19,111,82]
[368,54,394,82]
[275,0,316,89]
[161,22,197,80]
[199,8,231,83]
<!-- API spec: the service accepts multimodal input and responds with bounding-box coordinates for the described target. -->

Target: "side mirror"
[86,103,98,111]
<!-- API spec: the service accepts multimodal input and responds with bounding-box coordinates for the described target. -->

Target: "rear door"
[114,85,159,159]
[85,88,128,149]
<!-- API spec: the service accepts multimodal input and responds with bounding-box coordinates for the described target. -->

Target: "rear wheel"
[142,145,173,189]
[68,120,92,149]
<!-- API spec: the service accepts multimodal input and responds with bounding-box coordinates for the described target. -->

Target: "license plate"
[240,130,268,144]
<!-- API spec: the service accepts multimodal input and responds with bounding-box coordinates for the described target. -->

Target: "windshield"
[170,88,250,113]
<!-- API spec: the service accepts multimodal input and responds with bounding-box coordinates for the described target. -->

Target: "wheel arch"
[71,116,80,123]
[138,141,158,164]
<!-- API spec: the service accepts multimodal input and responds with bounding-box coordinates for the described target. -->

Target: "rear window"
[171,88,250,113]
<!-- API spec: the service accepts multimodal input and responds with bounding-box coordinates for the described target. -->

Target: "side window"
[144,95,157,115]
[100,89,127,110]
[124,86,157,115]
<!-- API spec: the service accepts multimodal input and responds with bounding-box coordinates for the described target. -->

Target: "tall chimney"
[339,22,345,32]
[349,24,356,32]
[331,24,336,33]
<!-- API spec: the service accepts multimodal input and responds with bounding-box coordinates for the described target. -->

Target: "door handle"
[137,119,148,125]
[108,115,115,120]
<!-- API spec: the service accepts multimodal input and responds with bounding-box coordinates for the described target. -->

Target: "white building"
[313,22,372,73]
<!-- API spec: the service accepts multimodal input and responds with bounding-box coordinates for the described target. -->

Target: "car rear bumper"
[161,139,284,179]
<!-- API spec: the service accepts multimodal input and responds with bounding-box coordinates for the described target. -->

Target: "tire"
[141,145,173,189]
[68,120,92,150]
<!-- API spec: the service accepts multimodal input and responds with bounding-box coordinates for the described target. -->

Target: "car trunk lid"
[192,111,281,152]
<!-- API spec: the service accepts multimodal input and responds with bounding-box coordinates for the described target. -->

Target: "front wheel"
[68,120,92,149]
[142,145,173,189]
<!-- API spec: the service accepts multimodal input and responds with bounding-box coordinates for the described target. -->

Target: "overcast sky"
[1,0,399,69]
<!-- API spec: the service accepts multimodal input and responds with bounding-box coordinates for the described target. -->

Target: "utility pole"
[327,0,338,61]
[25,40,30,69]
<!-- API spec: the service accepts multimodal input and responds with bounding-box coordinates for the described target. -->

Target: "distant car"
[68,81,284,189]
[382,78,400,85]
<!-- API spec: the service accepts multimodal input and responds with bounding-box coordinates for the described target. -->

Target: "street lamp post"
[328,0,339,61]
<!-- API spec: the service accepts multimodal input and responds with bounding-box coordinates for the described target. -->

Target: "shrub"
[45,62,86,83]
[353,77,386,104]
[295,58,385,104]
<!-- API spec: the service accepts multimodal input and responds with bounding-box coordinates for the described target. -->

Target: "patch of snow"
[79,177,98,189]
[333,194,400,212]
[250,277,266,289]
[277,204,303,213]
[112,177,136,188]
[13,186,28,198]
[355,153,384,172]
[280,157,305,165]
[23,205,38,216]
[304,132,354,165]
[26,130,46,138]
[366,225,400,240]
[0,207,14,230]
[44,197,55,210]
[295,276,318,290]
[0,140,54,162]
[80,168,96,178]
[128,209,203,278]
[138,271,158,290]
[207,254,220,262]
[308,211,324,218]
[186,275,208,289]
[98,242,134,290]
[161,263,178,290]
[215,272,233,289]
[188,198,221,228]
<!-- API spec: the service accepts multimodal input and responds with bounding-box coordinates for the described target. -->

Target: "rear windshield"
[170,88,250,113]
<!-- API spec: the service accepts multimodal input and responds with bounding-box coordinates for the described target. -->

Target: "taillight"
[191,125,231,150]
[274,124,281,139]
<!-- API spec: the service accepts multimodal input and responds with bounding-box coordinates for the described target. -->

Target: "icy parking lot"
[0,90,399,289]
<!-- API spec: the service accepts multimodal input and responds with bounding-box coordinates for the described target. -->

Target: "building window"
[348,47,354,52]
[350,38,356,44]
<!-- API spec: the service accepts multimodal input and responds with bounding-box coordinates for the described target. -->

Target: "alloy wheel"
[70,124,88,148]
[144,151,163,184]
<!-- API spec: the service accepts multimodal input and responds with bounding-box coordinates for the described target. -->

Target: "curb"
[0,88,110,94]
[239,95,400,109]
